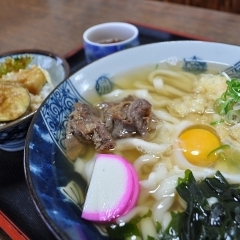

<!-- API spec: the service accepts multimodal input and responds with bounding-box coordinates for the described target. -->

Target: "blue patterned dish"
[0,50,69,151]
[24,41,240,240]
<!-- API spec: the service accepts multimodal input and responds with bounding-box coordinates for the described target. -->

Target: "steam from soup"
[73,61,240,239]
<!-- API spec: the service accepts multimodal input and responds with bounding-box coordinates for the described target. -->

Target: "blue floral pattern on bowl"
[40,76,113,156]
[84,37,139,63]
[26,77,109,240]
[40,80,87,154]
[183,56,240,78]
[183,56,207,73]
[96,75,113,96]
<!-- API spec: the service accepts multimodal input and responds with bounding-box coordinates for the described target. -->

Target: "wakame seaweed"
[106,170,240,239]
[106,210,152,239]
[159,170,240,240]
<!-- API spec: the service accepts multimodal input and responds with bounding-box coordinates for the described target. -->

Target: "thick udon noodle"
[74,62,240,239]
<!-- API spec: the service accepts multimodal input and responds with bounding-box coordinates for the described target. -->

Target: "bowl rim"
[83,22,139,47]
[0,49,70,131]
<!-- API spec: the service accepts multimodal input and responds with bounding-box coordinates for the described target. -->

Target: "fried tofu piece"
[15,66,47,95]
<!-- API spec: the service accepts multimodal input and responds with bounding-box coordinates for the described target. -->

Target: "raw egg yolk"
[178,128,220,167]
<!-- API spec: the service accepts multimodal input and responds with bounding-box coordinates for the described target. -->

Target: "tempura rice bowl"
[0,50,69,151]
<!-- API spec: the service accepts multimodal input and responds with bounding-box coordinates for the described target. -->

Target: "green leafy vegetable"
[210,119,224,126]
[207,144,230,158]
[106,209,152,239]
[214,78,240,124]
[159,170,240,240]
[0,56,33,77]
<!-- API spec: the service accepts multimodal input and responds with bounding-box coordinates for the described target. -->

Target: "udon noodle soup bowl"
[0,50,69,151]
[24,41,240,240]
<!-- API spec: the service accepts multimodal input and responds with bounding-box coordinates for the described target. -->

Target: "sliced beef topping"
[66,102,115,150]
[129,98,152,136]
[65,96,157,156]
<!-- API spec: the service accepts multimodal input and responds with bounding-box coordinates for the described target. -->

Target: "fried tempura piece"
[0,82,30,121]
[0,56,32,77]
[13,66,47,95]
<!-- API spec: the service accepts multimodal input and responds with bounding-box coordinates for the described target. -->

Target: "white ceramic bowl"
[0,50,69,151]
[25,41,240,240]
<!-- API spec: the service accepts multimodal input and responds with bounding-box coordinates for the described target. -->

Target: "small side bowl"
[83,22,139,63]
[0,49,70,151]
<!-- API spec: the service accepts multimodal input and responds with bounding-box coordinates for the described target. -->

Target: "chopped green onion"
[207,144,230,158]
[214,78,240,124]
[214,98,227,115]
[225,110,240,125]
[210,119,224,126]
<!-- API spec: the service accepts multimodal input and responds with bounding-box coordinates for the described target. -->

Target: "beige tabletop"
[1,0,240,58]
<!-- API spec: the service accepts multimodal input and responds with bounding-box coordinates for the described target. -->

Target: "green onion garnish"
[214,78,240,124]
[207,144,230,158]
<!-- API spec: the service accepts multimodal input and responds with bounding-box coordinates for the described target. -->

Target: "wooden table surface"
[1,1,240,239]
[1,0,240,58]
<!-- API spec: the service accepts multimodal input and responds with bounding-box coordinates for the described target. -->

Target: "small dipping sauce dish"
[83,22,139,63]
